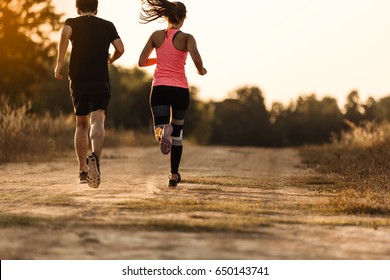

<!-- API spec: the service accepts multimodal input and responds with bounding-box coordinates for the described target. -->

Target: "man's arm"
[108,38,125,64]
[54,25,72,80]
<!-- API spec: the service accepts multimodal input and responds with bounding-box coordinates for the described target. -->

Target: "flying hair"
[140,0,187,25]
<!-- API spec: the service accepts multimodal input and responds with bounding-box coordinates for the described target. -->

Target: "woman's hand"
[198,67,207,76]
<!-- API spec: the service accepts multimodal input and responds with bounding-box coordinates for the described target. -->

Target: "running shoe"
[78,171,88,184]
[87,153,101,189]
[168,173,181,188]
[160,124,173,155]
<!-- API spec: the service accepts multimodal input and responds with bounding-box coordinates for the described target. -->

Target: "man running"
[54,0,124,188]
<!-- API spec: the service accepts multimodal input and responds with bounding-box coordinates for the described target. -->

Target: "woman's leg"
[170,88,190,181]
[170,109,186,175]
[150,86,171,141]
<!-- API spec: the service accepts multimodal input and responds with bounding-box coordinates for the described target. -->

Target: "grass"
[300,121,390,216]
[0,214,67,228]
[0,99,153,163]
[0,99,74,162]
[184,176,276,189]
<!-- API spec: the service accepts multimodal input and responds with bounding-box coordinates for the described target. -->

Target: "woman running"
[138,0,207,187]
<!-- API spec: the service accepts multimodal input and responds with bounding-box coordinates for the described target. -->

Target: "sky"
[52,0,390,108]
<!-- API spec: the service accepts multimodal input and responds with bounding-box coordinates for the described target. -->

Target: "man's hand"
[54,64,63,80]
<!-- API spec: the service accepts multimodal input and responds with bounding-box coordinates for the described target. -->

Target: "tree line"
[2,0,390,147]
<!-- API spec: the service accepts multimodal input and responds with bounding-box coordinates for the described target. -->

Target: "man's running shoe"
[160,124,173,155]
[78,171,88,184]
[168,173,181,188]
[87,153,101,189]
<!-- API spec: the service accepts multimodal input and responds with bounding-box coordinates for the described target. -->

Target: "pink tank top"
[153,29,189,89]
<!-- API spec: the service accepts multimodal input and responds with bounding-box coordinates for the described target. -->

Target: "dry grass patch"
[0,214,70,228]
[184,176,276,189]
[0,100,74,162]
[300,122,390,216]
[34,195,78,207]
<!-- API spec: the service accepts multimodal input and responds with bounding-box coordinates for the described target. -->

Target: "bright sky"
[52,0,390,108]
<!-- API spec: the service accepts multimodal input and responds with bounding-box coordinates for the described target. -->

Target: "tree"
[344,90,364,125]
[107,66,152,130]
[377,96,390,122]
[0,0,62,102]
[362,97,378,122]
[269,102,290,146]
[210,86,270,146]
[284,95,343,145]
[183,86,213,144]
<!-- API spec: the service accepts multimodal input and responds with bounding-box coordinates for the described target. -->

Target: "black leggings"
[150,86,190,174]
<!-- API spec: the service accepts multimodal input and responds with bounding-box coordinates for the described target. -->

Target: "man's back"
[65,16,119,82]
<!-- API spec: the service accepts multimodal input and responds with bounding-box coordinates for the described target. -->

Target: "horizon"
[52,0,390,108]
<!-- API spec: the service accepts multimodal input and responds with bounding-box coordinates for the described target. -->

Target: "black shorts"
[150,86,190,111]
[69,81,111,116]
[150,86,190,127]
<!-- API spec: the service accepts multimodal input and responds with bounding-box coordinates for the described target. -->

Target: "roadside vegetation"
[300,121,390,216]
[0,98,74,162]
[0,98,155,163]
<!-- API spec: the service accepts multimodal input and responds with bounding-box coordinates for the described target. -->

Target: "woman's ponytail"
[140,0,187,24]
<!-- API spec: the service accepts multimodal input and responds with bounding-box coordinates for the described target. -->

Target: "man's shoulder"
[64,17,76,25]
[64,17,115,26]
[95,17,116,26]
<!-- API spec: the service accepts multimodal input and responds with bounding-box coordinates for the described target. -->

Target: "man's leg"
[75,115,89,172]
[85,109,105,189]
[90,109,106,160]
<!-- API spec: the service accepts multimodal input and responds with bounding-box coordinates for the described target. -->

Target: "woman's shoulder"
[151,29,166,36]
[177,31,194,40]
[150,30,166,48]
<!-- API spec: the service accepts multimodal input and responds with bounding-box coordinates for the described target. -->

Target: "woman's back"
[153,29,189,88]
[152,29,188,51]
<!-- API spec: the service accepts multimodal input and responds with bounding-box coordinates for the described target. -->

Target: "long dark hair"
[140,0,187,25]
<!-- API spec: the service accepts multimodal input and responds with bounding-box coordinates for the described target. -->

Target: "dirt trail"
[0,146,389,259]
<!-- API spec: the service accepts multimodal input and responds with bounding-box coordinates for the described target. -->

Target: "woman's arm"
[138,33,157,67]
[187,35,207,76]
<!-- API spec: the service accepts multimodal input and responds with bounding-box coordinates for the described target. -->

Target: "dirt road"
[0,146,389,259]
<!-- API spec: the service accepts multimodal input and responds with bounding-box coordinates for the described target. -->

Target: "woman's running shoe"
[160,124,173,155]
[168,173,181,188]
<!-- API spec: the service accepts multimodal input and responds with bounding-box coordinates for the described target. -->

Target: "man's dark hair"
[76,0,98,13]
